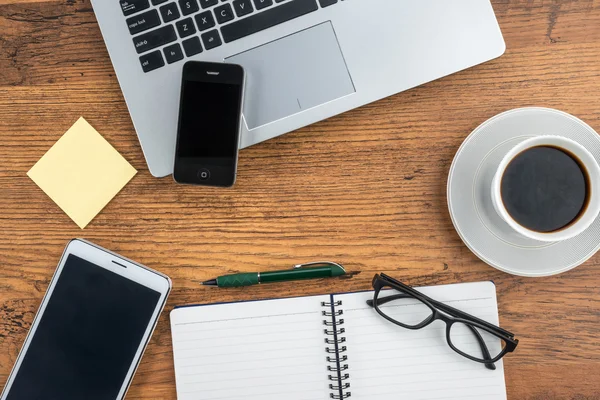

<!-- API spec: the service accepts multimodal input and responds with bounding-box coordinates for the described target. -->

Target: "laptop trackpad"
[227,22,355,130]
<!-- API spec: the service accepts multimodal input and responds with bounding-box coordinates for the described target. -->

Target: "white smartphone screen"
[3,252,165,399]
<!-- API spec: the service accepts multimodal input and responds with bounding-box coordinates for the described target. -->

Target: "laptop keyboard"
[120,0,339,73]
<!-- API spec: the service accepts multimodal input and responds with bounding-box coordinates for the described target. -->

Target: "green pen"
[201,261,346,288]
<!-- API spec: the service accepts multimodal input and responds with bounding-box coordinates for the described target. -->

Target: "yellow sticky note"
[27,117,137,229]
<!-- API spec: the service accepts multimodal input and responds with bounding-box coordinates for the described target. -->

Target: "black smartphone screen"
[174,62,244,187]
[178,80,240,159]
[4,255,161,400]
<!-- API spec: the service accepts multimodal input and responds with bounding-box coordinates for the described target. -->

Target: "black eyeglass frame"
[367,273,518,370]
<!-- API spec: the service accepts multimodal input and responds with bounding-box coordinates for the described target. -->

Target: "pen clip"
[292,261,345,271]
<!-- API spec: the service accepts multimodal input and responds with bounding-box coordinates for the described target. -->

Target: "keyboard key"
[179,0,199,15]
[199,0,218,8]
[159,2,180,22]
[195,11,216,31]
[182,36,203,56]
[222,0,318,43]
[132,25,177,53]
[163,43,184,63]
[318,0,336,6]
[201,29,222,50]
[214,3,234,24]
[139,50,165,72]
[253,0,272,10]
[126,9,161,35]
[120,0,149,16]
[152,0,168,4]
[176,17,197,37]
[232,0,253,17]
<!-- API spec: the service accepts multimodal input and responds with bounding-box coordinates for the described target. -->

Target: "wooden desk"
[1,1,599,398]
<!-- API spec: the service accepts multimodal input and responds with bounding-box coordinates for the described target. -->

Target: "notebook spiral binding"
[322,300,351,399]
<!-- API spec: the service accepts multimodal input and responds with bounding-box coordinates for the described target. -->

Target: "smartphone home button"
[198,169,210,180]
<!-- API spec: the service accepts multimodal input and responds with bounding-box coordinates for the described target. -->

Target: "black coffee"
[500,146,589,233]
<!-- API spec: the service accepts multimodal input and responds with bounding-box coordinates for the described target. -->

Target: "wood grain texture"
[1,0,600,398]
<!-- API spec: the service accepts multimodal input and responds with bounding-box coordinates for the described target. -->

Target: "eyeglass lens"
[374,286,433,328]
[449,322,507,361]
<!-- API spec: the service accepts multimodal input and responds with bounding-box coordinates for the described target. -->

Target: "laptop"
[91,0,505,177]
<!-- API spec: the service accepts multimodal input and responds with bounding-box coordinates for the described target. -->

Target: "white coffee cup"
[491,136,600,242]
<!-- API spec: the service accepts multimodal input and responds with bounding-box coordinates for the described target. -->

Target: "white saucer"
[447,107,600,277]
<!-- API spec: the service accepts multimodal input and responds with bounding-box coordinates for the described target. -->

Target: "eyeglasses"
[367,273,518,370]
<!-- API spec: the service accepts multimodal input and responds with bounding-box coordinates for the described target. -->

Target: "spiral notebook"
[170,282,507,400]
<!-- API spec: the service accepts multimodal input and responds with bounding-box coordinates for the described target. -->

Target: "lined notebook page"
[170,295,331,400]
[336,282,507,400]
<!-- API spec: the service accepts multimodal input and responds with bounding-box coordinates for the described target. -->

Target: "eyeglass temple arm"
[377,278,514,338]
[370,293,492,327]
[373,292,511,337]
[369,295,496,370]
[427,296,513,337]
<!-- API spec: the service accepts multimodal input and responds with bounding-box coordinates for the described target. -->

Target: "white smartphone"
[0,239,171,400]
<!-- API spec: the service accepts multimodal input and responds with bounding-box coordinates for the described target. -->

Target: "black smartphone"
[173,62,245,187]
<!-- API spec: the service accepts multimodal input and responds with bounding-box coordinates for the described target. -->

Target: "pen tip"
[202,279,218,287]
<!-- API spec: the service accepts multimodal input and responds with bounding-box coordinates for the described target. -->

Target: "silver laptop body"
[91,0,505,177]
